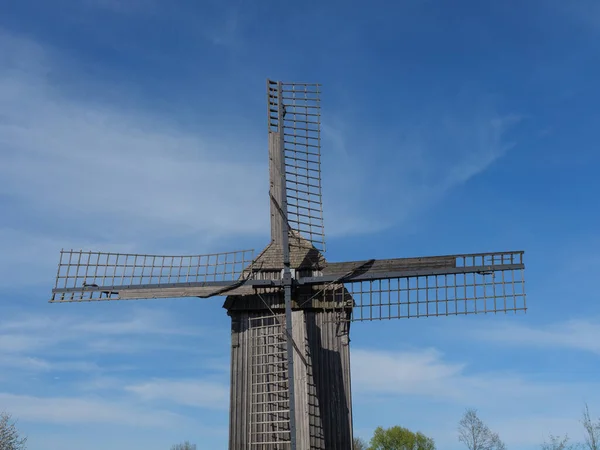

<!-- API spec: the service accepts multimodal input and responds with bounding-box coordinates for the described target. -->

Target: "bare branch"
[170,442,196,450]
[582,403,600,450]
[541,434,578,450]
[458,409,505,450]
[353,436,368,450]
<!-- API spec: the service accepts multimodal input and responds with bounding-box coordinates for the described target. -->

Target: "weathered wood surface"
[270,132,284,245]
[224,284,351,312]
[322,254,456,277]
[245,239,455,274]
[105,254,456,301]
[245,239,325,272]
[226,307,353,450]
[226,236,353,449]
[117,285,255,300]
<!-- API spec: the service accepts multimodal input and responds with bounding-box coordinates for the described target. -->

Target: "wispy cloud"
[0,307,202,336]
[353,347,537,405]
[0,392,182,426]
[0,31,268,246]
[0,227,138,288]
[495,415,585,447]
[352,348,465,397]
[0,306,225,385]
[469,317,600,355]
[125,379,229,409]
[0,305,230,428]
[0,28,522,251]
[351,346,600,407]
[0,354,100,372]
[351,346,600,447]
[321,103,522,238]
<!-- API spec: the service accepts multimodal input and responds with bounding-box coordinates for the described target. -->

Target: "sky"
[0,0,599,449]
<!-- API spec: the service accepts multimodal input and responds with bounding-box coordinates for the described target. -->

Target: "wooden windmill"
[50,80,526,450]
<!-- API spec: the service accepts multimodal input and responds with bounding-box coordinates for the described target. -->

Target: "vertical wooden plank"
[225,300,354,449]
[292,310,310,449]
[305,310,353,449]
[269,132,284,244]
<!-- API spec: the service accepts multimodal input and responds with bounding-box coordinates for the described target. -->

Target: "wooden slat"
[269,131,285,244]
[118,285,256,299]
[322,255,456,277]
[225,306,353,449]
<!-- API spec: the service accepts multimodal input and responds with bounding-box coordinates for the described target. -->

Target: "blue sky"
[1,0,599,448]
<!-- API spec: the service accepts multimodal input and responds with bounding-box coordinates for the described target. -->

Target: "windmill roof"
[249,232,326,272]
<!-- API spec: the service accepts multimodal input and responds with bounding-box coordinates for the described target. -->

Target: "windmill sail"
[268,80,325,252]
[296,250,526,322]
[51,248,256,302]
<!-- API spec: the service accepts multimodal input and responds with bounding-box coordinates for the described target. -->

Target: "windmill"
[50,79,526,450]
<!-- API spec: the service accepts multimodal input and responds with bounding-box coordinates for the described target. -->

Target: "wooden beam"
[269,131,284,244]
[322,255,456,277]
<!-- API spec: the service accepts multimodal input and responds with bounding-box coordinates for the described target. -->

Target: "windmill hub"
[50,79,527,450]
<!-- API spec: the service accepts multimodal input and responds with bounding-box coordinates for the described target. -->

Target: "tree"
[170,442,196,450]
[541,434,577,450]
[368,425,436,450]
[0,412,27,450]
[582,403,600,450]
[354,436,368,450]
[458,409,505,450]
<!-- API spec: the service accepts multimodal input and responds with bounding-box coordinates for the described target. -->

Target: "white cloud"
[470,318,600,355]
[0,85,268,238]
[495,415,585,447]
[0,305,229,428]
[0,32,268,246]
[67,308,202,336]
[0,392,182,427]
[0,334,48,354]
[0,307,217,369]
[125,379,229,409]
[0,353,101,373]
[350,346,600,448]
[321,105,522,239]
[352,348,465,397]
[0,355,55,371]
[351,346,589,405]
[0,227,140,287]
[0,307,201,337]
[352,347,544,406]
[0,29,522,259]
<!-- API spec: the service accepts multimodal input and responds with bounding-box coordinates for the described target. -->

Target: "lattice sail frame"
[52,249,255,301]
[51,249,526,319]
[268,80,325,251]
[302,251,526,322]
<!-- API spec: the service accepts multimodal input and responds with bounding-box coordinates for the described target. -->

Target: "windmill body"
[224,240,353,449]
[50,80,526,450]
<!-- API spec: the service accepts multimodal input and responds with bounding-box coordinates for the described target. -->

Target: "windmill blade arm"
[51,280,262,302]
[298,251,526,321]
[299,250,524,284]
[50,248,258,302]
[268,80,326,251]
